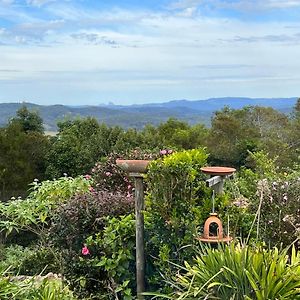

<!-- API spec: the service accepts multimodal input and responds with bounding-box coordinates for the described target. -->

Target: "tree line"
[0,100,299,200]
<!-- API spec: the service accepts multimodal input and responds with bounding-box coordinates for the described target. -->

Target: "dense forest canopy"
[0,99,299,201]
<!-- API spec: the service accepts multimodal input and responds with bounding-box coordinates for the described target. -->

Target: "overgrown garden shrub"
[0,267,76,300]
[0,176,92,239]
[0,244,60,276]
[258,172,300,247]
[55,215,136,299]
[49,191,135,299]
[91,154,132,194]
[49,190,134,253]
[145,148,223,289]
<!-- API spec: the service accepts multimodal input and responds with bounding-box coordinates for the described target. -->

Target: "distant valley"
[0,97,297,131]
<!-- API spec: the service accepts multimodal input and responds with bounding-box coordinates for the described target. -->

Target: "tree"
[0,121,49,200]
[10,106,44,134]
[207,106,292,167]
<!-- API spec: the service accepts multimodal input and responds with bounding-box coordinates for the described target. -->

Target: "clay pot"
[116,159,150,173]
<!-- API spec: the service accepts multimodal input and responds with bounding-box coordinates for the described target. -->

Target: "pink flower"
[84,174,92,180]
[105,172,112,177]
[127,185,132,190]
[160,149,167,155]
[81,245,90,256]
[167,149,173,154]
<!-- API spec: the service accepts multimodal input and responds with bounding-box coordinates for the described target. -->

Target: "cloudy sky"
[0,0,300,105]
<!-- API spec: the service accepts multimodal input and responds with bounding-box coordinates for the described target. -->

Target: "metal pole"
[132,174,145,299]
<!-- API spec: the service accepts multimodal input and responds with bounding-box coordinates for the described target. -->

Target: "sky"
[0,0,300,105]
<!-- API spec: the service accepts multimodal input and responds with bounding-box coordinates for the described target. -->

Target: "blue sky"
[0,0,300,105]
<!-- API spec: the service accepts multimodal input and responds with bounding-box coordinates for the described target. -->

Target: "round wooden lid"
[201,166,236,176]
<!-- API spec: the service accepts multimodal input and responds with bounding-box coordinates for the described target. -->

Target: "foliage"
[91,153,132,194]
[153,244,300,300]
[145,149,217,289]
[0,121,49,201]
[207,106,293,168]
[91,148,162,194]
[49,190,134,253]
[257,172,300,247]
[0,264,75,299]
[23,278,76,300]
[45,118,115,178]
[62,215,136,299]
[9,106,44,134]
[0,176,91,237]
[0,244,60,276]
[0,271,76,300]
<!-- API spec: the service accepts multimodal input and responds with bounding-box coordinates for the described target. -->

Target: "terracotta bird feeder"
[197,213,232,244]
[198,166,236,244]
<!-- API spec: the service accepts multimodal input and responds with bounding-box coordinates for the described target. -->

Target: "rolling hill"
[0,97,297,131]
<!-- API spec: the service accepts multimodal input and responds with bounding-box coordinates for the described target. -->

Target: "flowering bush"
[258,172,300,247]
[91,154,132,194]
[91,149,173,194]
[59,215,136,299]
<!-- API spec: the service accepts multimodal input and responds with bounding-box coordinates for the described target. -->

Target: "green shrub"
[62,214,136,299]
[153,244,300,299]
[145,149,215,289]
[0,265,76,300]
[0,245,59,275]
[0,176,92,238]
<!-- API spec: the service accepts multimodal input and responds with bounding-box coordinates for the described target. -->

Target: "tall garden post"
[116,159,150,300]
[130,172,145,299]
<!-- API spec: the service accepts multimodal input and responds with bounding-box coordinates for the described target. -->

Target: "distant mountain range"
[0,97,298,131]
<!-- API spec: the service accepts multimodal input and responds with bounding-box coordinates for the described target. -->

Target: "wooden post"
[131,173,145,299]
[206,175,224,194]
[213,176,224,195]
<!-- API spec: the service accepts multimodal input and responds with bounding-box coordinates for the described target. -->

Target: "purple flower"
[160,149,167,155]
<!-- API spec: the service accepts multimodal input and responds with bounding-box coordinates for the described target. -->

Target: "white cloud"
[169,0,300,12]
[26,0,70,7]
[0,0,14,5]
[1,3,300,104]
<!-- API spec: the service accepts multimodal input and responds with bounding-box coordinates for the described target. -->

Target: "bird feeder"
[198,212,232,243]
[116,159,150,300]
[198,166,236,244]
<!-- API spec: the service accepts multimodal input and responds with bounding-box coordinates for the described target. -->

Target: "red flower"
[81,245,90,256]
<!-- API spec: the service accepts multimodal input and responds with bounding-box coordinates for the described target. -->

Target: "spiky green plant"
[146,244,300,299]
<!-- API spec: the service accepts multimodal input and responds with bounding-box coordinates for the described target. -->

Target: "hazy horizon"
[1,0,300,105]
